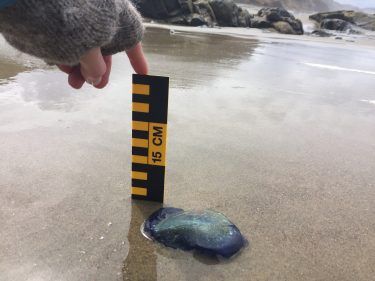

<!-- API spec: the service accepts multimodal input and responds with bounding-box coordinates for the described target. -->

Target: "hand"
[57,43,148,89]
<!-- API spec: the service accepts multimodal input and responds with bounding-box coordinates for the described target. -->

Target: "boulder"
[351,12,375,31]
[188,13,209,26]
[179,0,194,13]
[250,17,273,28]
[192,0,216,25]
[284,18,303,35]
[169,15,189,25]
[134,0,187,19]
[273,21,296,34]
[309,10,375,31]
[208,0,240,26]
[309,10,355,24]
[256,7,303,34]
[258,7,294,22]
[320,18,351,31]
[238,8,252,27]
[208,0,251,27]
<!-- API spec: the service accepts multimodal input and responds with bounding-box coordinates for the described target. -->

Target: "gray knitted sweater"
[0,0,144,65]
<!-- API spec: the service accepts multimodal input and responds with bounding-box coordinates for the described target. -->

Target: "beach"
[0,26,375,281]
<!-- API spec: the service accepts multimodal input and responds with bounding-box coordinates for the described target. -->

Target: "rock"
[284,18,304,35]
[192,0,216,25]
[255,7,303,34]
[238,8,252,27]
[188,13,209,26]
[352,12,375,31]
[208,0,239,26]
[208,0,251,27]
[169,15,189,25]
[135,0,186,19]
[310,29,332,37]
[320,18,351,31]
[250,16,273,28]
[273,21,295,34]
[179,0,194,13]
[310,10,375,31]
[309,10,355,24]
[169,12,210,26]
[133,0,304,34]
[258,7,294,22]
[241,0,345,12]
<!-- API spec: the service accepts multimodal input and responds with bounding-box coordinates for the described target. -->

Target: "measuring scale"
[131,74,169,203]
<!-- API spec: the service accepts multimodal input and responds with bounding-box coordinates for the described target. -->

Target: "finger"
[126,43,148,75]
[80,47,106,85]
[68,66,85,89]
[94,55,112,89]
[57,64,75,74]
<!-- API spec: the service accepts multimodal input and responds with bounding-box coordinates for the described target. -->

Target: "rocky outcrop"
[309,11,375,32]
[209,0,251,27]
[133,0,304,34]
[253,7,303,34]
[236,0,350,12]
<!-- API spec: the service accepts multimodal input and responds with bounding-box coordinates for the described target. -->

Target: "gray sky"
[336,0,375,8]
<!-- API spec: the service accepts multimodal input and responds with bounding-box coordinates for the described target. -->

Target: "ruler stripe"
[132,130,148,139]
[132,178,148,187]
[132,121,149,131]
[132,163,148,173]
[132,155,148,164]
[132,138,148,148]
[133,84,150,95]
[133,102,149,113]
[133,94,149,104]
[132,147,148,156]
[132,111,149,122]
[132,171,148,180]
[132,187,148,196]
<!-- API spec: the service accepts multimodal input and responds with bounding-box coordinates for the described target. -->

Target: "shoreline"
[0,20,374,73]
[144,22,375,50]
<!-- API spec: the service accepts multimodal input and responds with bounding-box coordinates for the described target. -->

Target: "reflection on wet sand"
[0,57,30,81]
[142,28,258,88]
[123,201,162,281]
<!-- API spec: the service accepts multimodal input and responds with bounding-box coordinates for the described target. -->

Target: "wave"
[303,62,375,75]
[360,99,375,105]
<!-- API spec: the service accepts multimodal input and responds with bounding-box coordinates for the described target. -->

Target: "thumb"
[80,48,107,86]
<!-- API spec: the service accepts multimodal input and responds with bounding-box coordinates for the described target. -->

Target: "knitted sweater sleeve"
[0,0,144,65]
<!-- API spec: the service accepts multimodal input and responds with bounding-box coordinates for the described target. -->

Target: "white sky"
[336,0,375,8]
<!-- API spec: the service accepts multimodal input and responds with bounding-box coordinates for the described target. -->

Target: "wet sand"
[0,27,375,281]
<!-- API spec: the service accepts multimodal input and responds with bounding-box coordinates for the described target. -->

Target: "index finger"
[126,43,148,75]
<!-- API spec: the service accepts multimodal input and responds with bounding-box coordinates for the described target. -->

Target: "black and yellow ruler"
[131,74,169,203]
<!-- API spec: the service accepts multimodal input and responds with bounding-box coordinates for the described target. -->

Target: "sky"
[336,0,375,8]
